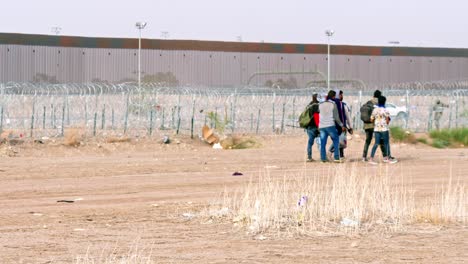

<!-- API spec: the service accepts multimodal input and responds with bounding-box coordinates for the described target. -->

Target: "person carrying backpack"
[361,90,394,162]
[304,93,320,162]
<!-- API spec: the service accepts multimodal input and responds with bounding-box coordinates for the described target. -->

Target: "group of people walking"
[304,89,398,164]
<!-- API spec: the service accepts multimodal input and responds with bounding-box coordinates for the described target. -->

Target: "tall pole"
[138,28,141,90]
[135,22,147,90]
[325,29,334,91]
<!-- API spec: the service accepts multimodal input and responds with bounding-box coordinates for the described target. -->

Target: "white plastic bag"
[339,132,347,148]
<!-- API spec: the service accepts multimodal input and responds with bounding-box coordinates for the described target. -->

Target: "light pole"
[325,29,334,91]
[51,26,62,35]
[135,22,147,89]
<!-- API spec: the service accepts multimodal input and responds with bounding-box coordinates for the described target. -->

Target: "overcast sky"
[1,0,467,48]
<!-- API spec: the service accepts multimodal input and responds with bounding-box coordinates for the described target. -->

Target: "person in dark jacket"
[305,93,320,162]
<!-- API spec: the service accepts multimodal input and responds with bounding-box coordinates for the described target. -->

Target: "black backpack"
[360,101,374,123]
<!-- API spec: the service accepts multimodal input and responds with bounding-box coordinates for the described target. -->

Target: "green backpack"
[299,104,313,128]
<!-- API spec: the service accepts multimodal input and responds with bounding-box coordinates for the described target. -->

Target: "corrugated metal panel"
[1,43,468,87]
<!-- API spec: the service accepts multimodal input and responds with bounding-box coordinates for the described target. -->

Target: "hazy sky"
[1,0,467,48]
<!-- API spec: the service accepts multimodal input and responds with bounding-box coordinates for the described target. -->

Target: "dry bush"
[106,136,131,143]
[415,177,466,224]
[75,243,154,264]
[208,164,466,236]
[220,135,262,149]
[63,129,84,147]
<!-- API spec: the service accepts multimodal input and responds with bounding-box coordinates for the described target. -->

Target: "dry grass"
[220,135,262,149]
[206,164,466,236]
[106,136,131,143]
[75,242,154,264]
[64,129,84,147]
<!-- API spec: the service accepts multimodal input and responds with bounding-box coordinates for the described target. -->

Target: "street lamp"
[325,29,334,91]
[135,22,147,89]
[51,26,62,35]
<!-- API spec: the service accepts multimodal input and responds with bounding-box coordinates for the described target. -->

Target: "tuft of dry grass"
[75,242,154,264]
[106,136,131,144]
[220,135,262,149]
[207,164,466,236]
[64,129,84,147]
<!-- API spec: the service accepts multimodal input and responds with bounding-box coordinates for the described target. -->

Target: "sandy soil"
[0,132,467,263]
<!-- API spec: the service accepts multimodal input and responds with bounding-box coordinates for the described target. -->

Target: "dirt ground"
[0,132,467,264]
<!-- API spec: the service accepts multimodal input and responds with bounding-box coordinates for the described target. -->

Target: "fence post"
[171,106,176,129]
[161,108,165,129]
[357,90,362,131]
[111,108,115,130]
[42,106,46,130]
[281,101,286,134]
[292,96,296,128]
[250,113,254,132]
[448,101,452,129]
[405,90,410,129]
[0,106,3,133]
[455,95,459,128]
[214,107,218,129]
[101,104,106,130]
[191,98,195,139]
[176,106,181,135]
[30,101,35,138]
[52,104,56,129]
[124,92,130,134]
[93,112,97,136]
[272,93,276,132]
[84,99,88,128]
[61,104,65,137]
[256,108,261,135]
[149,109,154,136]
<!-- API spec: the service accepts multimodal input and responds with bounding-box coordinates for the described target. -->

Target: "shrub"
[416,138,428,144]
[430,128,468,147]
[390,126,416,143]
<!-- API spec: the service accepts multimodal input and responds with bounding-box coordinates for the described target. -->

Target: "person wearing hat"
[305,93,320,162]
[433,99,448,130]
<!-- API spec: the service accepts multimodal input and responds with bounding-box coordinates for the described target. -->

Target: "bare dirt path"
[0,134,467,263]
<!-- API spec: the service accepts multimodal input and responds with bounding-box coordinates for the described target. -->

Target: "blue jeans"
[371,131,390,158]
[306,127,319,159]
[320,126,340,161]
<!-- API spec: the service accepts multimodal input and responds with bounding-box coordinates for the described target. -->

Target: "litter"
[182,213,195,219]
[162,135,170,144]
[297,196,308,207]
[254,235,268,240]
[340,217,359,227]
[57,200,74,203]
[212,143,222,149]
[232,172,243,176]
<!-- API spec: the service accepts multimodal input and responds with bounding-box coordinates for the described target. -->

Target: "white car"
[386,103,408,120]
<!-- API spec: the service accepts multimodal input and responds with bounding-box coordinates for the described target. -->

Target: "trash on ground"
[202,125,219,145]
[297,196,308,207]
[254,235,268,240]
[162,135,170,144]
[212,143,223,149]
[57,200,75,203]
[232,171,243,176]
[340,217,359,227]
[73,228,86,231]
[74,197,84,201]
[182,213,195,219]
